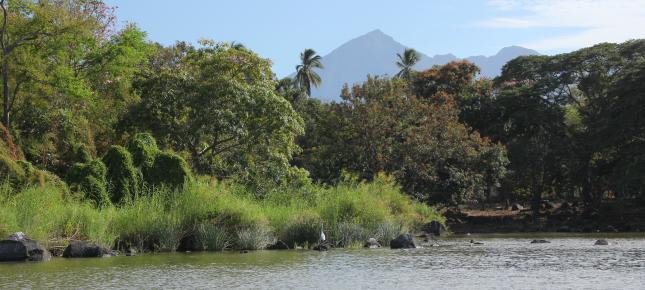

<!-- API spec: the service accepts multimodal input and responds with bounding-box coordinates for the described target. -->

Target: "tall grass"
[196,223,230,251]
[0,175,443,251]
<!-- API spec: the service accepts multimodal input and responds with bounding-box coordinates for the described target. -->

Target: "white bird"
[319,225,326,242]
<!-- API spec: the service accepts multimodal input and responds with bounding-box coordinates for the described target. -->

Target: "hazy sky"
[104,0,645,77]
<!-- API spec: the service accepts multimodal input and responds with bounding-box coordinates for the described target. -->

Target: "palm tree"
[295,48,323,97]
[395,48,420,80]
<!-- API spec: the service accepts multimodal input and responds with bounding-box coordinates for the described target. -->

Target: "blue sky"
[104,0,645,77]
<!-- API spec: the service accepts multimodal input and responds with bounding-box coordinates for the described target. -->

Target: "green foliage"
[67,160,109,205]
[313,75,508,204]
[144,151,191,189]
[279,213,322,248]
[103,146,139,203]
[375,221,405,247]
[124,42,304,186]
[0,154,26,189]
[395,48,420,81]
[333,222,367,248]
[196,223,231,251]
[0,176,440,252]
[126,132,159,168]
[0,184,116,247]
[72,143,93,164]
[295,48,324,97]
[235,224,273,250]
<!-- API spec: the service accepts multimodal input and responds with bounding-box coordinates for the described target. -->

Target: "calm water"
[1,234,645,289]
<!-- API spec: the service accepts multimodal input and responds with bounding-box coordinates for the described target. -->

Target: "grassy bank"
[0,175,443,251]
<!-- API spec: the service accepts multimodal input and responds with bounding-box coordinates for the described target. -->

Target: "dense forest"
[1,0,644,251]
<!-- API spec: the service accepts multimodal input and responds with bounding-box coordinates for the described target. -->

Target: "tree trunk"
[2,54,9,127]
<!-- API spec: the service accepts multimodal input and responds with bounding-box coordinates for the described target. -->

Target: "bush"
[67,160,109,205]
[375,221,404,246]
[279,213,322,248]
[333,221,367,248]
[236,223,272,250]
[0,174,444,252]
[144,151,191,189]
[71,143,93,163]
[197,223,231,251]
[0,154,26,189]
[127,133,159,168]
[103,146,139,203]
[2,184,115,247]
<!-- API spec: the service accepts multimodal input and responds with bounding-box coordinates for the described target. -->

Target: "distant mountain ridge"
[297,29,539,102]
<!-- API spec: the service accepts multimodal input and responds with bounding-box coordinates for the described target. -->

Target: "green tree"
[123,41,304,191]
[328,75,508,204]
[295,48,323,97]
[0,0,115,127]
[395,48,420,81]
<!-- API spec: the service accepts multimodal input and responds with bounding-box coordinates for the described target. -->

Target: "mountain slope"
[297,29,539,102]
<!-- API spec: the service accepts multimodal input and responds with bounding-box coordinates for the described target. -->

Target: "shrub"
[67,160,109,205]
[7,184,115,247]
[235,224,272,250]
[154,215,183,252]
[127,133,159,168]
[197,223,231,251]
[333,221,367,248]
[71,143,93,163]
[144,151,191,189]
[103,146,139,203]
[279,213,322,248]
[0,154,26,189]
[375,221,404,246]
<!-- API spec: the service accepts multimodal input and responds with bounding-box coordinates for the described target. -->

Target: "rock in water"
[0,233,50,262]
[531,239,551,244]
[364,238,381,249]
[63,240,109,258]
[594,239,609,246]
[390,234,416,249]
[266,240,290,250]
[313,244,329,251]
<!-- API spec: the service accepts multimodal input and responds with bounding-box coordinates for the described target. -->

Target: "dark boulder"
[511,203,524,211]
[594,239,609,246]
[266,240,290,250]
[0,233,50,262]
[313,243,329,251]
[364,238,381,249]
[63,240,109,258]
[423,220,445,236]
[530,239,551,244]
[390,234,416,249]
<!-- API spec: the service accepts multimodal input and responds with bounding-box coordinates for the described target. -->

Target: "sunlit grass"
[0,175,443,251]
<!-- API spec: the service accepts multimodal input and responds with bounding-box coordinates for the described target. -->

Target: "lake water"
[1,234,644,289]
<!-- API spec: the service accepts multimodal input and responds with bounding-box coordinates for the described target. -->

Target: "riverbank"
[0,175,442,253]
[446,200,645,234]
